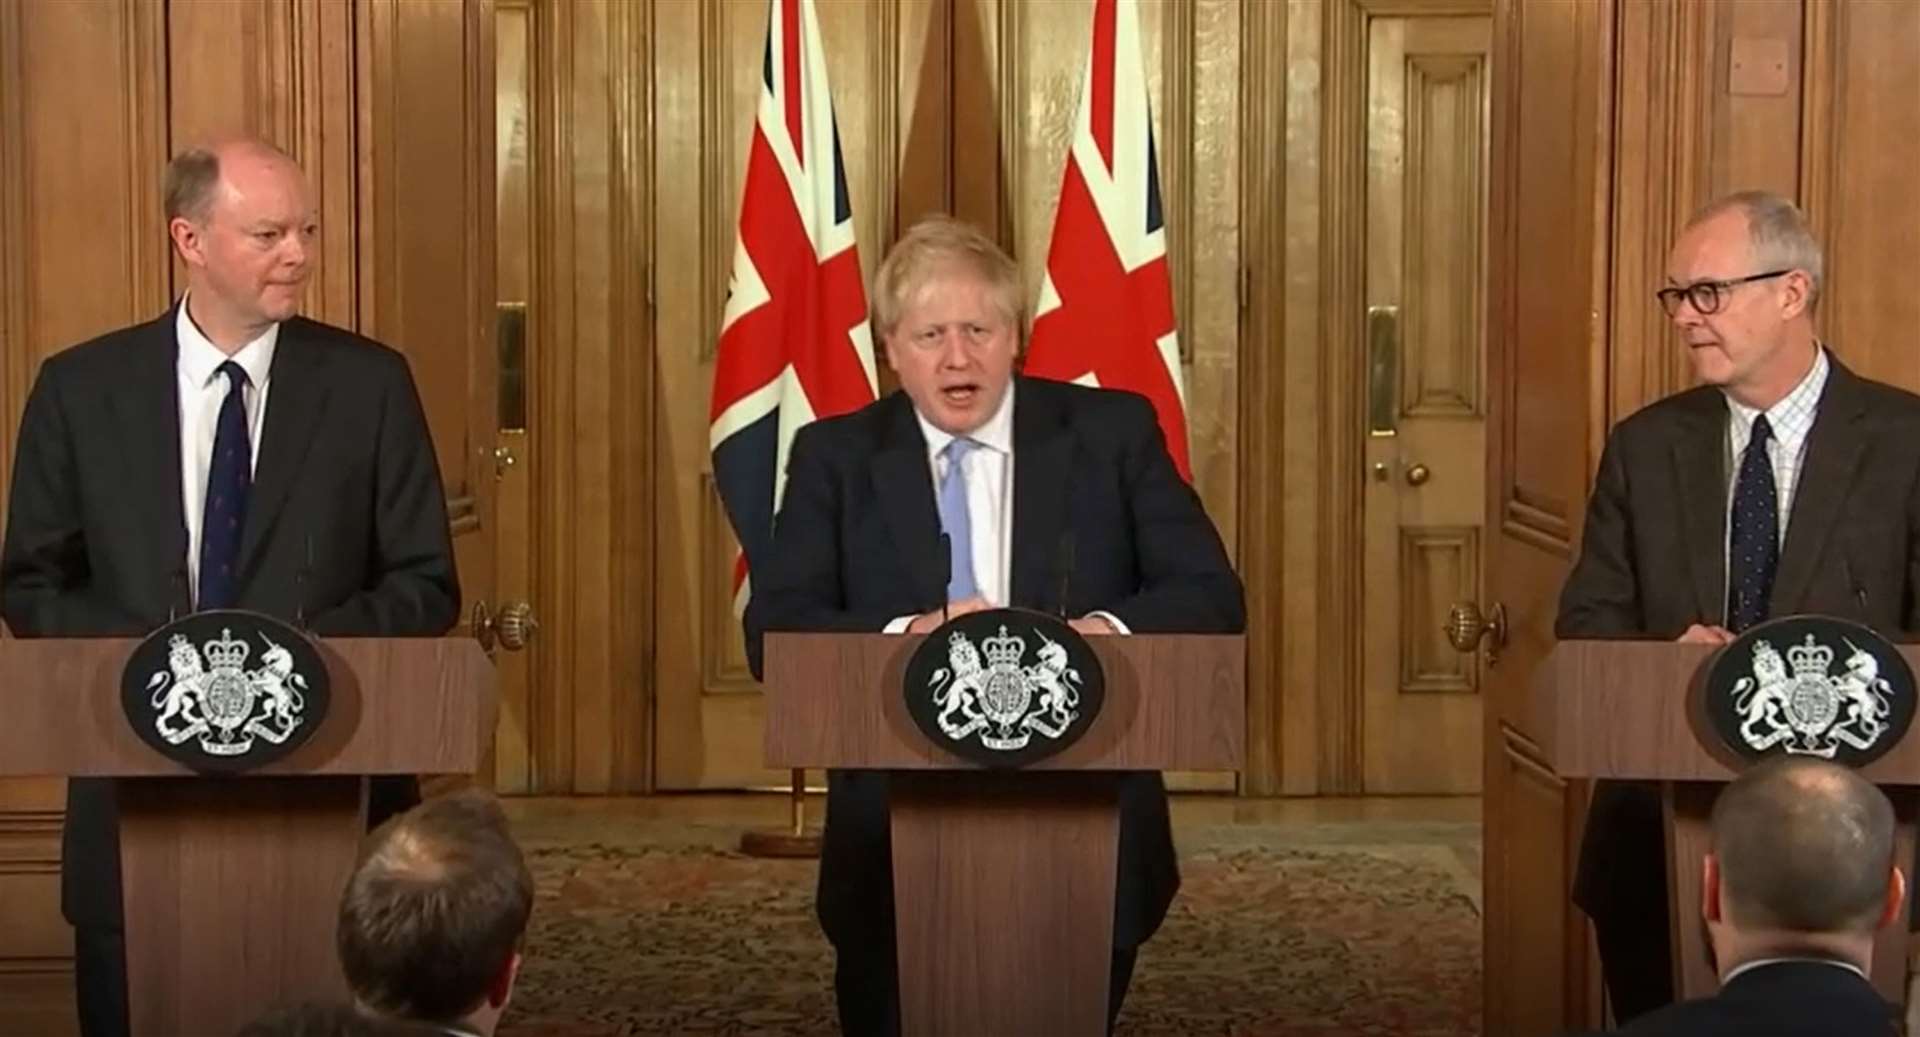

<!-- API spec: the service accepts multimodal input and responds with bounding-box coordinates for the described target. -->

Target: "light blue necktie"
[938,438,979,600]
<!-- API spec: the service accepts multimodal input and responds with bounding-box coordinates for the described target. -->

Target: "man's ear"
[1702,853,1723,925]
[881,332,903,374]
[1778,269,1815,321]
[1878,867,1907,930]
[168,217,204,268]
[486,951,521,1009]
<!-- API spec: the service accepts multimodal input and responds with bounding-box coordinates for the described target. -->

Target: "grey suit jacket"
[1558,353,1920,641]
[1556,351,1920,916]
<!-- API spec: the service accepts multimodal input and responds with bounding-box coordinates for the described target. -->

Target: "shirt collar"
[175,295,280,390]
[915,381,1015,459]
[1722,955,1869,985]
[1725,345,1828,453]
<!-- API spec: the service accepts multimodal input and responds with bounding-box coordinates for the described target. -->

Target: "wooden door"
[489,0,536,793]
[1477,0,1607,1031]
[1360,11,1490,794]
[356,0,500,667]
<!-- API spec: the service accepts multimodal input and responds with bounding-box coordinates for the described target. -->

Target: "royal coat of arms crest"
[904,609,1107,768]
[1728,634,1894,758]
[144,627,312,757]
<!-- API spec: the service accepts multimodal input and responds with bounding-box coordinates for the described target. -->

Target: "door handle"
[1446,600,1507,666]
[474,600,539,652]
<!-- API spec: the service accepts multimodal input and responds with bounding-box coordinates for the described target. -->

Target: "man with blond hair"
[0,137,457,1036]
[337,791,532,1037]
[745,215,1245,1034]
[1558,190,1920,1019]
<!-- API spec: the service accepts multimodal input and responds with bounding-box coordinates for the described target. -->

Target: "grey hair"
[164,149,222,223]
[1688,190,1825,307]
[163,139,299,224]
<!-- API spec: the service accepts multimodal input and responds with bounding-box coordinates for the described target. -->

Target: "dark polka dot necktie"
[197,361,251,610]
[1726,414,1778,632]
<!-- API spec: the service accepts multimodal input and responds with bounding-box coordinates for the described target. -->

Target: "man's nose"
[282,231,312,268]
[1670,300,1706,329]
[938,333,972,368]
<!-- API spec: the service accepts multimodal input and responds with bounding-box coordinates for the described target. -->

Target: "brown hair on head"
[336,790,533,1024]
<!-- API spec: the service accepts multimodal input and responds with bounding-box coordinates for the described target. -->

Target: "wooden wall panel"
[1707,0,1801,204]
[0,1,491,1025]
[357,0,497,662]
[1803,0,1920,393]
[1237,0,1291,795]
[0,785,69,1037]
[513,0,653,793]
[0,0,167,1025]
[166,1,358,325]
[1606,0,1709,419]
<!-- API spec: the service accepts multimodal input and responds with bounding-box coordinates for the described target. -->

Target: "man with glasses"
[1557,190,1920,1022]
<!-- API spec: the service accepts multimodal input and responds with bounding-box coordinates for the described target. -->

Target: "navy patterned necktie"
[1727,414,1779,632]
[198,361,252,610]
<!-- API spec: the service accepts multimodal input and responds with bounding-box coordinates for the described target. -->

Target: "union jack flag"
[709,0,877,615]
[1025,0,1190,481]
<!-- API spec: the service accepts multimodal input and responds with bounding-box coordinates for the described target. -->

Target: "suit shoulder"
[1609,998,1722,1037]
[283,318,415,378]
[1846,371,1920,422]
[786,393,899,453]
[1020,376,1158,428]
[1607,385,1720,444]
[37,314,169,381]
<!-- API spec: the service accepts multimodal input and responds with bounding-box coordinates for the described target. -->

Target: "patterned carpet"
[500,818,1482,1036]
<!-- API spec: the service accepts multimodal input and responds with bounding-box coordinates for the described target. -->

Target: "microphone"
[1843,555,1868,615]
[294,531,314,630]
[169,522,191,623]
[168,565,190,624]
[937,532,952,625]
[1053,530,1076,619]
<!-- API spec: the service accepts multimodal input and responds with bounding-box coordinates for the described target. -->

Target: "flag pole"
[740,768,821,857]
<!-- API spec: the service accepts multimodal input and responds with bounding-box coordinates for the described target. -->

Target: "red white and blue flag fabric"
[1024,0,1191,481]
[709,0,877,615]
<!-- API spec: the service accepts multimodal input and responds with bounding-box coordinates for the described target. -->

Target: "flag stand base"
[740,769,821,858]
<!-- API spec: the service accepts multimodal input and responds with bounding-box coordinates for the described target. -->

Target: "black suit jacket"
[1557,354,1920,915]
[1565,960,1897,1037]
[742,376,1245,950]
[0,308,460,928]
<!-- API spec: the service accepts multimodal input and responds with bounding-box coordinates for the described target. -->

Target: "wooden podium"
[762,631,1244,1036]
[1532,640,1920,1005]
[0,636,496,1037]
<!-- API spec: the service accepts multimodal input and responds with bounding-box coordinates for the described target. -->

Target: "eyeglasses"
[1655,270,1792,317]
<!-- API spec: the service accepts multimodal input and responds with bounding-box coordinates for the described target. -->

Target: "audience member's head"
[233,1001,434,1037]
[337,790,533,1037]
[1704,756,1904,975]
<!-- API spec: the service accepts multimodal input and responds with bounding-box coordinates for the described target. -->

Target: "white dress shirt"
[1724,345,1828,550]
[176,300,277,605]
[1721,955,1869,984]
[882,386,1127,633]
[1720,347,1827,618]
